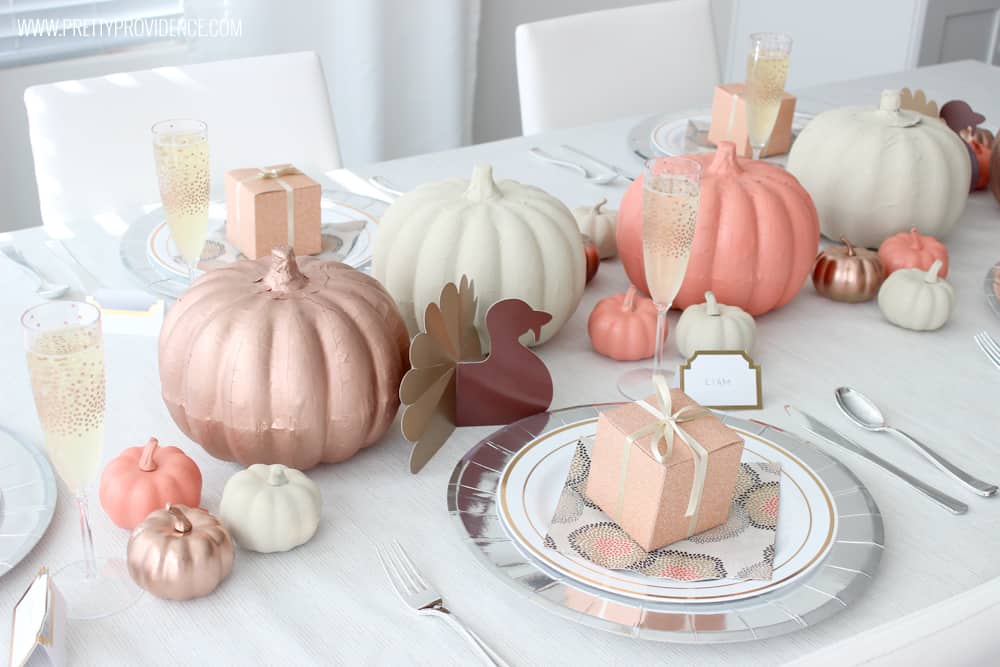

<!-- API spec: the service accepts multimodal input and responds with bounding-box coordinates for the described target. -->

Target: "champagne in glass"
[618,157,702,400]
[22,301,142,619]
[745,32,792,160]
[152,119,209,281]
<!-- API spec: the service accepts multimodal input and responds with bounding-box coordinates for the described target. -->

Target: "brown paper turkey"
[158,246,410,469]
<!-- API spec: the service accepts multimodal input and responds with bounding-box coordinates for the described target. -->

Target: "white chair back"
[23,51,340,234]
[515,0,719,135]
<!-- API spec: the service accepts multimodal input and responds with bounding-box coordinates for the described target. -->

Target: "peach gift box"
[585,389,744,552]
[707,83,797,158]
[224,164,321,260]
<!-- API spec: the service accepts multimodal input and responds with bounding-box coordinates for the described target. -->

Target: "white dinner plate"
[496,418,836,604]
[649,112,813,166]
[0,429,57,579]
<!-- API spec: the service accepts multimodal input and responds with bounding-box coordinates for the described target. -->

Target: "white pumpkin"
[675,291,755,359]
[787,90,969,248]
[219,464,321,553]
[373,164,585,348]
[573,199,617,259]
[877,260,954,331]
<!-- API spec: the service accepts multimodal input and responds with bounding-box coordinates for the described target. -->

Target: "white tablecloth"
[2,60,1000,665]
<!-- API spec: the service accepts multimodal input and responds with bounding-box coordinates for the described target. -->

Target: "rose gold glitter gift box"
[225,164,321,260]
[706,83,797,158]
[585,389,744,552]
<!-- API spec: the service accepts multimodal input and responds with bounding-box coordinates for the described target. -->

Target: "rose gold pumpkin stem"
[167,504,193,534]
[841,237,857,257]
[263,246,309,292]
[621,285,639,312]
[138,437,159,472]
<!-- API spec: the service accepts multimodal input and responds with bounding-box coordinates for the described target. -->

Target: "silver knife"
[559,144,637,181]
[785,405,968,515]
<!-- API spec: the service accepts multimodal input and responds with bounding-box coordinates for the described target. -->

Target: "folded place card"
[9,568,65,667]
[680,351,762,410]
[86,290,164,337]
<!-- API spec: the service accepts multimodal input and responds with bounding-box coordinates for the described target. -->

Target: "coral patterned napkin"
[544,438,781,581]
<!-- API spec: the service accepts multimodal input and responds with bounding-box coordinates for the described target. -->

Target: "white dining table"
[2,59,1000,666]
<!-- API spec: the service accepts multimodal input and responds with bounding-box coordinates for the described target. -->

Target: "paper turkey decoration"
[400,277,553,473]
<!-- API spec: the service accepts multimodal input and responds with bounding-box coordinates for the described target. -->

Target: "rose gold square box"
[585,390,744,552]
[706,83,797,158]
[224,164,322,260]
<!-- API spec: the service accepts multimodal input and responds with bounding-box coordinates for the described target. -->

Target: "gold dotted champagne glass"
[618,157,702,400]
[152,119,210,282]
[745,32,792,160]
[22,301,141,619]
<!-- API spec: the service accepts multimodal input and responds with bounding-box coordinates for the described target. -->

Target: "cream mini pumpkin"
[373,164,585,349]
[675,291,755,359]
[878,260,954,331]
[573,199,617,258]
[787,90,970,248]
[219,464,321,553]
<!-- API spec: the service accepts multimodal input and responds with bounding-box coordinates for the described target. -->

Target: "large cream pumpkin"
[159,247,410,469]
[373,164,585,348]
[787,90,969,248]
[618,142,819,316]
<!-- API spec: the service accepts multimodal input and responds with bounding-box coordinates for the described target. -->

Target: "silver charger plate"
[1,429,57,579]
[120,190,386,298]
[448,404,883,643]
[984,264,1000,319]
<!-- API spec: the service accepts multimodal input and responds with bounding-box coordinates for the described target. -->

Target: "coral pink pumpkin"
[588,285,665,361]
[99,437,202,530]
[878,227,949,277]
[617,141,820,316]
[158,246,410,470]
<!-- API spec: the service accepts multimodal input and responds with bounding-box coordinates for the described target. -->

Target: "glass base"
[617,366,675,401]
[53,557,143,620]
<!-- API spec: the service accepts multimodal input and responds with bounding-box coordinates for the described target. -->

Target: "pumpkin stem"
[465,163,502,203]
[908,227,921,249]
[166,504,192,534]
[879,89,902,113]
[622,285,640,312]
[705,291,720,316]
[262,246,309,292]
[138,437,159,472]
[925,259,944,283]
[592,198,607,215]
[841,237,856,257]
[267,465,289,486]
[710,142,741,174]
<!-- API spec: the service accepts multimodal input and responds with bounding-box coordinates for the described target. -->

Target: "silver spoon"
[1,245,69,299]
[528,148,617,185]
[835,386,998,497]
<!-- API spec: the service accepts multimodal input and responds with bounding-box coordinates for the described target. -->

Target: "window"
[0,0,185,67]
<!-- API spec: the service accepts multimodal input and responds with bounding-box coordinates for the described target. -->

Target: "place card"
[87,289,164,336]
[679,350,762,410]
[8,568,65,667]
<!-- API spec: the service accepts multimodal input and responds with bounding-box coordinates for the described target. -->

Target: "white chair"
[23,51,341,234]
[515,0,719,135]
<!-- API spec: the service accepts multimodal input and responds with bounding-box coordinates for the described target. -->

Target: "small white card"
[9,568,65,667]
[86,290,164,337]
[679,351,762,410]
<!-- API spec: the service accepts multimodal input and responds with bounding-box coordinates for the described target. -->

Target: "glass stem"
[652,303,670,380]
[751,145,762,160]
[76,492,97,579]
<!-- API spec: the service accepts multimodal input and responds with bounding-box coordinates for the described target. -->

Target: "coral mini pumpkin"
[99,437,202,530]
[878,227,949,277]
[618,142,819,316]
[158,246,410,470]
[588,285,665,361]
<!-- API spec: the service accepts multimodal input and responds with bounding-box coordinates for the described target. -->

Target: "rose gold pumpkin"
[991,133,1000,205]
[812,237,884,303]
[127,504,234,600]
[159,246,410,469]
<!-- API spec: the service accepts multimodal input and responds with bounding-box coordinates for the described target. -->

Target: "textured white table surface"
[2,60,1000,666]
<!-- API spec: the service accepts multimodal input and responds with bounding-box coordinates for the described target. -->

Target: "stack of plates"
[448,404,883,643]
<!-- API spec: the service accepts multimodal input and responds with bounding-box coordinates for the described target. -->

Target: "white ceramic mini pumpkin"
[877,260,954,331]
[373,164,585,349]
[219,464,322,553]
[573,199,617,258]
[675,291,756,358]
[787,90,969,248]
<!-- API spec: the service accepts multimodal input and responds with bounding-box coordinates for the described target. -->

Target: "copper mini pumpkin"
[127,504,235,600]
[812,237,884,303]
[582,234,600,284]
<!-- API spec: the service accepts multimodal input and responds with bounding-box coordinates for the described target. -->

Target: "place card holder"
[8,568,65,667]
[679,350,762,410]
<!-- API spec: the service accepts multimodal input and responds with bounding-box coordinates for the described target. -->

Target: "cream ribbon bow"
[236,166,302,246]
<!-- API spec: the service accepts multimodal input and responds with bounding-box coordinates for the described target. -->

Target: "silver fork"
[974,331,1000,370]
[377,541,508,666]
[559,144,637,181]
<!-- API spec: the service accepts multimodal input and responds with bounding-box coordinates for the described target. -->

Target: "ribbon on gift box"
[613,375,711,537]
[236,165,302,246]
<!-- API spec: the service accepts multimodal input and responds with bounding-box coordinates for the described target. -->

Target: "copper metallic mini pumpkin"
[812,237,884,303]
[582,234,600,285]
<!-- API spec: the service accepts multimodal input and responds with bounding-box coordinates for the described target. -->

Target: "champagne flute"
[745,32,792,160]
[618,157,702,400]
[152,119,210,282]
[22,301,142,619]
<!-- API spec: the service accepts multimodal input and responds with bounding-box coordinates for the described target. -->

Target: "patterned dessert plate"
[497,422,836,604]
